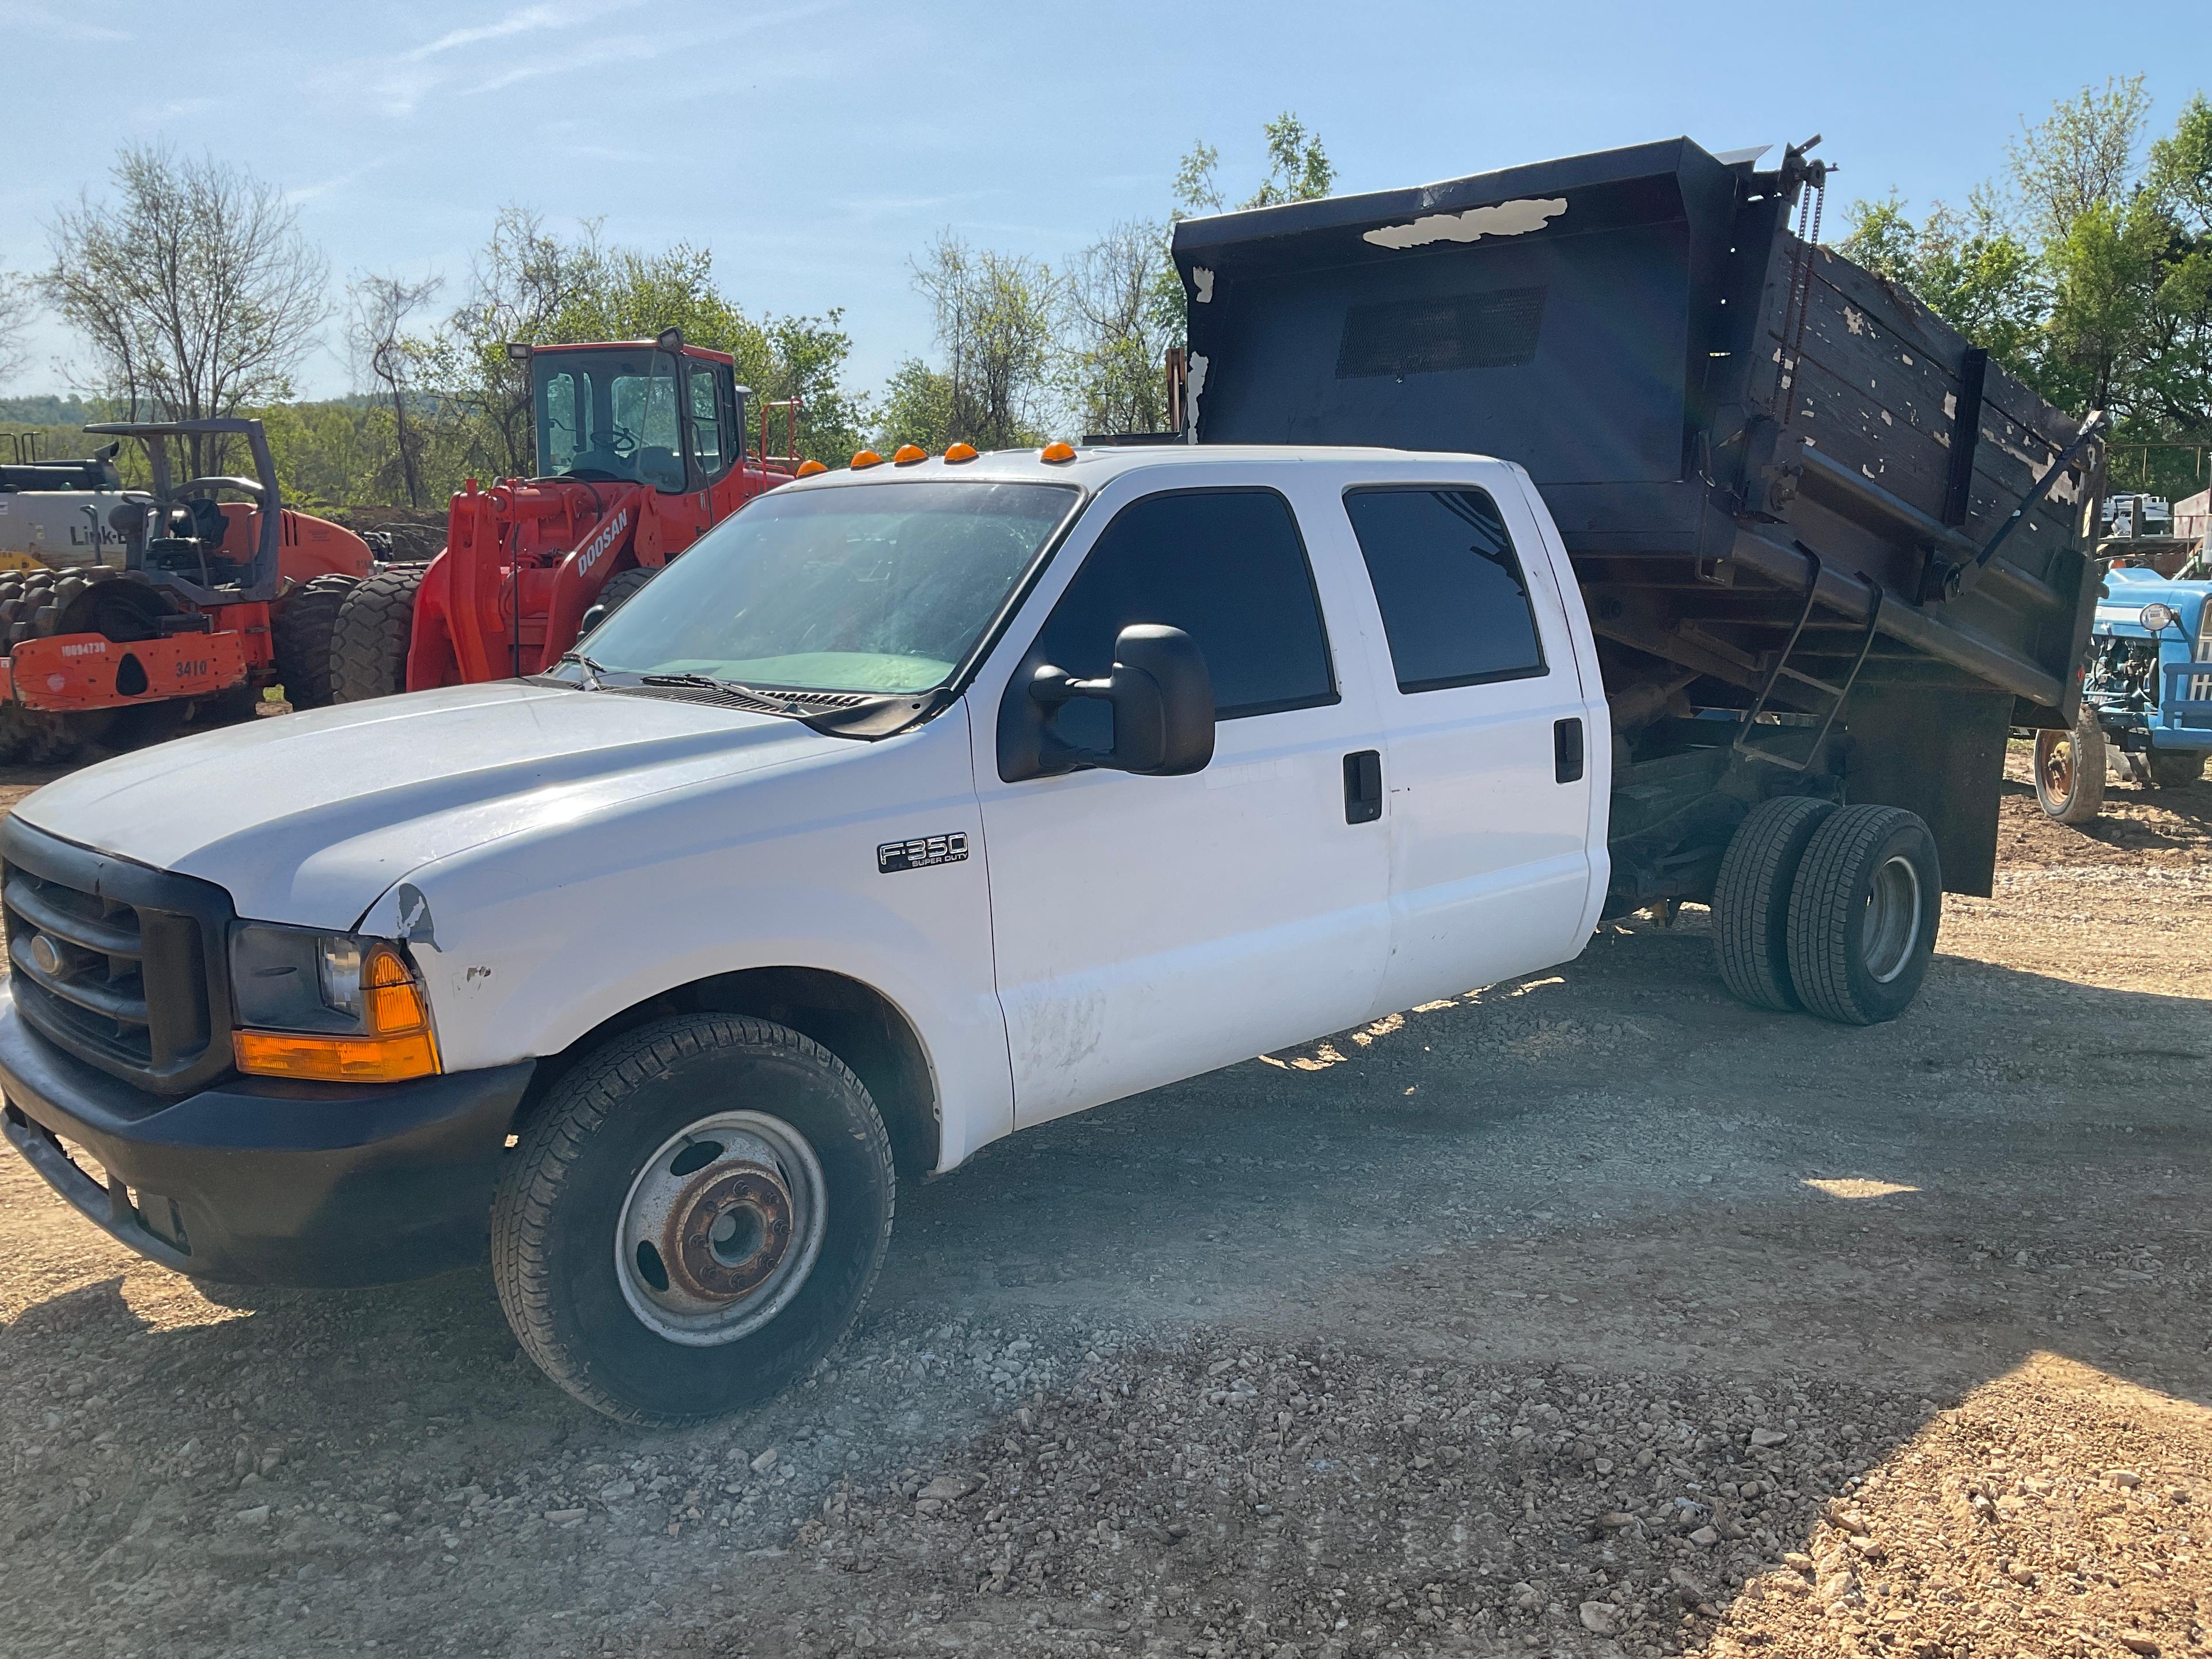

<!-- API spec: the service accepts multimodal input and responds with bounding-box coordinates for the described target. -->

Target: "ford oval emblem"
[23,932,63,977]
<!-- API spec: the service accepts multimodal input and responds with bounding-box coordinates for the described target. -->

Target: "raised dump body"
[1172,137,2103,896]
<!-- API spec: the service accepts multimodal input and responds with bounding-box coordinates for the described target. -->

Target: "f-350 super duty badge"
[878,832,968,874]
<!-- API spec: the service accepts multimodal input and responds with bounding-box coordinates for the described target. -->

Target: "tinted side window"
[1035,489,1336,722]
[1343,487,1546,692]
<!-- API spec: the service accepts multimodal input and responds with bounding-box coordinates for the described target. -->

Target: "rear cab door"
[1327,459,1609,1013]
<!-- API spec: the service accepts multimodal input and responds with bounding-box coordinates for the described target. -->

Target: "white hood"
[16,682,838,929]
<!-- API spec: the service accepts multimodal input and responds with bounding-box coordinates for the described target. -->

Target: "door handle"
[1343,749,1382,823]
[1554,718,1585,783]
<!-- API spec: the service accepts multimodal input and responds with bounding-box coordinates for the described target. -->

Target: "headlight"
[2140,602,2177,632]
[228,924,440,1082]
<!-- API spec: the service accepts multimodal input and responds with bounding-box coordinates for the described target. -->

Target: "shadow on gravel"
[3,934,2209,1656]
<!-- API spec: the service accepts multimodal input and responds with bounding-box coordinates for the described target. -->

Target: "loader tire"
[272,574,358,708]
[1711,795,1837,1012]
[491,1014,895,1426]
[573,565,658,645]
[2032,706,2105,824]
[331,566,424,703]
[1785,805,1942,1026]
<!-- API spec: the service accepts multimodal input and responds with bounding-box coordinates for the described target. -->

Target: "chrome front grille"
[1,819,234,1094]
[7,868,151,1058]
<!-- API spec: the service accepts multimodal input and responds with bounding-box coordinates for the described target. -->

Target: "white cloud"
[403,3,568,62]
[287,155,399,207]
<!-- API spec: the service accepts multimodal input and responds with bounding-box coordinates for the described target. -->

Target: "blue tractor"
[2034,547,2212,821]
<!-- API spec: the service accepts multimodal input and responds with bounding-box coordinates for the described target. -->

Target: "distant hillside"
[0,395,96,426]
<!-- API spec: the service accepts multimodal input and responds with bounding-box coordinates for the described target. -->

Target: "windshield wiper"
[559,651,610,691]
[636,672,816,716]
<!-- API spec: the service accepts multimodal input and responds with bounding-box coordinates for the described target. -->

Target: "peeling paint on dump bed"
[1191,267,1215,305]
[1361,196,1567,250]
[1183,353,1209,445]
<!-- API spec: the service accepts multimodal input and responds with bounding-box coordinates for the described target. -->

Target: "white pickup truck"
[0,444,1943,1423]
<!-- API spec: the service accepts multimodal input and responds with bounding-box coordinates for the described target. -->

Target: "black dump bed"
[1173,138,2103,895]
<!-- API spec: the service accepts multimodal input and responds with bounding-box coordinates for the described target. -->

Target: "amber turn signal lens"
[1040,441,1077,463]
[362,943,429,1035]
[233,1029,440,1083]
[944,443,978,463]
[234,941,441,1083]
[795,459,828,477]
[850,449,884,469]
[892,444,927,465]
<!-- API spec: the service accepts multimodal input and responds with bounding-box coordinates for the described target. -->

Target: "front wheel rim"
[1862,853,1923,984]
[614,1110,828,1347]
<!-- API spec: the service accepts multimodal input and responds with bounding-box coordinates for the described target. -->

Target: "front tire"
[2033,707,2105,823]
[1786,805,1942,1025]
[331,566,424,703]
[272,574,358,708]
[491,1015,896,1425]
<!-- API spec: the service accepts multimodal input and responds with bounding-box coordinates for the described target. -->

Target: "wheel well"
[517,968,941,1180]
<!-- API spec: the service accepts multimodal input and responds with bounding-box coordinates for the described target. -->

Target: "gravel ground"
[1,749,2208,1659]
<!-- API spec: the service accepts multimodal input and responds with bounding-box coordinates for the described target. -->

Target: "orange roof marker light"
[893,444,928,465]
[850,449,885,469]
[1040,441,1077,464]
[944,442,979,463]
[795,459,828,477]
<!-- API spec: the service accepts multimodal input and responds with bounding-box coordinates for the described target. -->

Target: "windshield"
[533,349,685,489]
[571,481,1080,695]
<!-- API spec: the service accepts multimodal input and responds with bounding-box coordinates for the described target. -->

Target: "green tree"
[1059,221,1177,436]
[1840,190,2043,368]
[876,359,955,452]
[896,232,1059,450]
[1839,83,2212,501]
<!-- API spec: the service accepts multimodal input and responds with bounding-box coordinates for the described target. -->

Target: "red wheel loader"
[331,332,804,701]
[0,417,373,761]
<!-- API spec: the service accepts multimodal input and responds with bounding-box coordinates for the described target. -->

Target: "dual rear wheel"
[1712,798,1941,1025]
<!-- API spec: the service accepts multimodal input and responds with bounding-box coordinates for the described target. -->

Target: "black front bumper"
[0,990,535,1286]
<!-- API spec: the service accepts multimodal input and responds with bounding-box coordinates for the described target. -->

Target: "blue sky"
[3,0,2206,404]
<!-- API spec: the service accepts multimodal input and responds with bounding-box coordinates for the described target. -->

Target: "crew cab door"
[1335,472,1603,1011]
[972,475,1392,1127]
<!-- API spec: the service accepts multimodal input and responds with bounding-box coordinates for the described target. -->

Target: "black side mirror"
[998,623,1215,783]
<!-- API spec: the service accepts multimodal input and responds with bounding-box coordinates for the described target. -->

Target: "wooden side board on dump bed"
[1172,137,2102,897]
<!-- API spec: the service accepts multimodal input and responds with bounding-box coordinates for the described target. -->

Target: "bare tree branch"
[40,145,328,476]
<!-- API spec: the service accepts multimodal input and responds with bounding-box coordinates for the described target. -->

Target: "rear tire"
[272,574,358,709]
[2033,706,2105,824]
[2147,749,2205,789]
[1785,805,1942,1025]
[1711,795,1837,1012]
[331,566,424,703]
[491,1014,896,1426]
[576,566,657,642]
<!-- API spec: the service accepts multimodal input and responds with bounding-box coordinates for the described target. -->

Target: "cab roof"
[777,442,1517,493]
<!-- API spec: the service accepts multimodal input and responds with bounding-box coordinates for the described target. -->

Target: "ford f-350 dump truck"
[0,139,2100,1425]
[5,444,1954,1423]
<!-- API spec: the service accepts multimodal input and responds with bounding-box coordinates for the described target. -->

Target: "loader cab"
[531,343,740,494]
